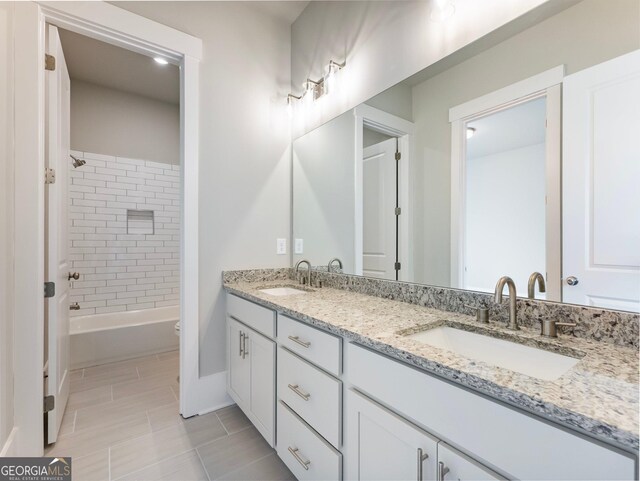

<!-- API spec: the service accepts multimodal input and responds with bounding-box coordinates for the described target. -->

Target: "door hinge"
[395,262,402,271]
[395,207,402,216]
[395,152,401,161]
[45,54,56,71]
[45,168,56,184]
[43,395,55,413]
[44,282,55,298]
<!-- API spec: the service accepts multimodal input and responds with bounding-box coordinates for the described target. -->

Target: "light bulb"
[430,0,455,22]
[466,127,476,139]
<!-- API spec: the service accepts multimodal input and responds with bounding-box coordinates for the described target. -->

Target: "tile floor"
[46,351,295,481]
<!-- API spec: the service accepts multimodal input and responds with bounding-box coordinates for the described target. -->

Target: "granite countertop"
[224,278,639,452]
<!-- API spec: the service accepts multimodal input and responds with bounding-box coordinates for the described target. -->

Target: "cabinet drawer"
[346,343,636,481]
[278,347,342,448]
[277,401,342,481]
[227,293,276,339]
[278,315,341,376]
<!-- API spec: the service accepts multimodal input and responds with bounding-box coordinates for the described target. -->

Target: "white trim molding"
[353,105,415,282]
[449,67,563,299]
[449,65,565,122]
[13,1,204,454]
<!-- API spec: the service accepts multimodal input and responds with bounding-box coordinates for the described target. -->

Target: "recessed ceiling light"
[154,57,169,65]
[466,127,476,139]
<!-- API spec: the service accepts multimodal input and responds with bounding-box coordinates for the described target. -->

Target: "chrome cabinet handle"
[417,448,429,481]
[287,446,310,470]
[242,333,249,359]
[288,335,311,348]
[566,276,579,286]
[287,383,311,401]
[437,462,450,481]
[239,331,244,357]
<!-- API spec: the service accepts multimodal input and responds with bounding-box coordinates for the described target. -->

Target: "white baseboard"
[0,427,19,457]
[181,370,233,418]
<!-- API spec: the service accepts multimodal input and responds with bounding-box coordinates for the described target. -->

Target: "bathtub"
[70,306,180,369]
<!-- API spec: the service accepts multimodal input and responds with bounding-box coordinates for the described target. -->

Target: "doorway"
[43,23,182,445]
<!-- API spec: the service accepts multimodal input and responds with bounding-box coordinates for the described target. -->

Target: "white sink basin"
[259,287,308,297]
[407,326,580,381]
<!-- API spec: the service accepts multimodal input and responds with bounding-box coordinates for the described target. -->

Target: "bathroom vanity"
[224,270,638,481]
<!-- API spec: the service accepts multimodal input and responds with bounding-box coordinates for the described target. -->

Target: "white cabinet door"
[227,317,250,408]
[346,389,438,481]
[247,329,275,446]
[438,443,504,481]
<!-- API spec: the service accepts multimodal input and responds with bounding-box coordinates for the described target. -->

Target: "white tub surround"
[70,306,179,369]
[68,151,180,318]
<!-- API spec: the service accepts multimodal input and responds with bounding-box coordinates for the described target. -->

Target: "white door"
[346,389,439,481]
[563,50,640,312]
[363,138,398,280]
[45,24,71,443]
[227,317,250,408]
[437,443,504,481]
[248,330,275,446]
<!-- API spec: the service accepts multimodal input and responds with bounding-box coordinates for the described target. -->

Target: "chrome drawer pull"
[288,383,311,401]
[288,446,310,470]
[437,461,450,481]
[288,335,311,348]
[417,448,429,481]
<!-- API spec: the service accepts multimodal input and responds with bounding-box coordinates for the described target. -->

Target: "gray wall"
[70,80,179,165]
[114,2,292,377]
[411,0,640,286]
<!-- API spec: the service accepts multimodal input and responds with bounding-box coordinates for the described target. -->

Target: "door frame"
[449,65,564,300]
[354,104,415,282]
[12,1,202,454]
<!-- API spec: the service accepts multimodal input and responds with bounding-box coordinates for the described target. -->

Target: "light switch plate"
[277,238,287,255]
[295,238,304,254]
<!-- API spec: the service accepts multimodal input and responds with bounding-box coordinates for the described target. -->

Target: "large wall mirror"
[292,0,640,312]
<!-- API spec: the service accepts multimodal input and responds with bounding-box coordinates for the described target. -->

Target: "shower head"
[70,154,86,168]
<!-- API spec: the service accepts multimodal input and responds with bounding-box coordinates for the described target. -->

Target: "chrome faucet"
[494,276,519,330]
[327,258,343,273]
[527,272,546,299]
[295,259,312,286]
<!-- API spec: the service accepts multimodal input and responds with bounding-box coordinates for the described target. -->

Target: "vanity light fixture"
[154,57,169,65]
[325,59,346,95]
[466,127,476,139]
[286,59,347,107]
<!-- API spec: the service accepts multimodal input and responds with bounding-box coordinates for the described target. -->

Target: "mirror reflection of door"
[462,97,549,297]
[562,50,640,313]
[363,135,398,280]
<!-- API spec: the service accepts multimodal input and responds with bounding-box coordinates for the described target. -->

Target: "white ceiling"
[58,29,180,105]
[466,97,546,159]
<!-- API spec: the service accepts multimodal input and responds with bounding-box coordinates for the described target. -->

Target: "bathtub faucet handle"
[68,272,80,281]
[70,302,80,311]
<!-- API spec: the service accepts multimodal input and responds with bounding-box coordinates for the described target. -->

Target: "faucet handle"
[539,319,577,338]
[464,304,490,323]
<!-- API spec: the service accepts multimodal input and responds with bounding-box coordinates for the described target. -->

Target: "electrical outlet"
[276,238,287,255]
[295,238,304,254]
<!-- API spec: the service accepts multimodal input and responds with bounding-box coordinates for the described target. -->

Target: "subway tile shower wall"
[68,151,180,317]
